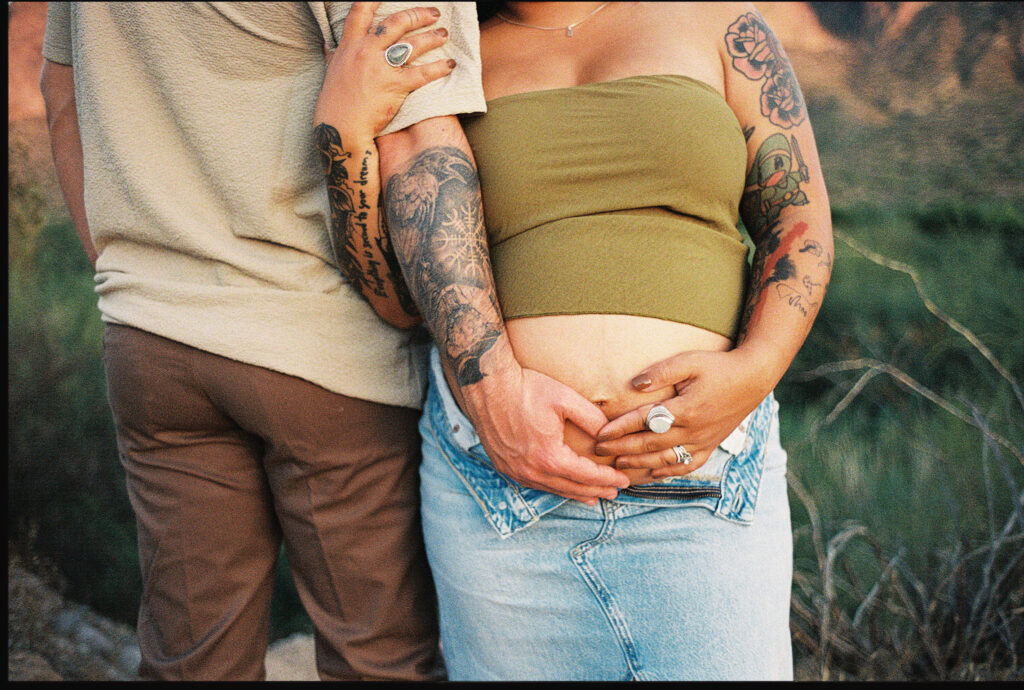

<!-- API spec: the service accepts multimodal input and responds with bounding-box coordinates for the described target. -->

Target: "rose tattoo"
[725,12,806,128]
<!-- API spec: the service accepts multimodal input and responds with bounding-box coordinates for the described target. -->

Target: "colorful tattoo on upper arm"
[739,220,828,341]
[737,126,830,341]
[725,11,806,129]
[740,132,810,240]
[384,146,502,386]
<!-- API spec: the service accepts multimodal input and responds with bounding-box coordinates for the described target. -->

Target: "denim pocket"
[714,394,777,524]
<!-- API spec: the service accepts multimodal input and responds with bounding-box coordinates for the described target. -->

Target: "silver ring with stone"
[384,42,413,67]
[645,405,675,434]
[671,444,693,465]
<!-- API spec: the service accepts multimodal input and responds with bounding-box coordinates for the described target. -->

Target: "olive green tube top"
[461,74,751,339]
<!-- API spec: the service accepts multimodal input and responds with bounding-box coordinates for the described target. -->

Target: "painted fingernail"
[631,374,652,390]
[437,28,448,37]
[430,7,441,17]
[447,59,456,68]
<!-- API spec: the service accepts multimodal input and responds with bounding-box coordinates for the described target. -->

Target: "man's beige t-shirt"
[43,2,486,409]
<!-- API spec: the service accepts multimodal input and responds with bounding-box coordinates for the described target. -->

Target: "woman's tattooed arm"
[383,145,502,385]
[736,127,831,343]
[721,6,834,375]
[314,123,420,328]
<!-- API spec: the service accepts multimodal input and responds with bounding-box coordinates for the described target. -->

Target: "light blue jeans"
[419,346,794,681]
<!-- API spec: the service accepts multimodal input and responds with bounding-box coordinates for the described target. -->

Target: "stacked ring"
[671,445,693,465]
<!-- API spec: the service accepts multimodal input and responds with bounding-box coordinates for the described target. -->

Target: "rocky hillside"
[7,552,317,681]
[8,553,140,681]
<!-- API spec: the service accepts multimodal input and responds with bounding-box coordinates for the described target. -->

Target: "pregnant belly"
[448,313,733,486]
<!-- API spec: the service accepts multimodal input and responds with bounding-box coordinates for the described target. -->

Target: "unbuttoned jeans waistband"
[422,345,779,538]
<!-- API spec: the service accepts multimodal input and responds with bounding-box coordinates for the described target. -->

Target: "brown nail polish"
[447,59,456,68]
[430,7,441,17]
[437,28,448,37]
[631,374,652,390]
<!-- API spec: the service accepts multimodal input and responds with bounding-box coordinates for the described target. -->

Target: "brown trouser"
[102,324,439,680]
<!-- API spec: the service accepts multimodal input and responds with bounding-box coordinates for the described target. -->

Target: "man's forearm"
[377,116,511,387]
[40,59,96,266]
[377,115,631,500]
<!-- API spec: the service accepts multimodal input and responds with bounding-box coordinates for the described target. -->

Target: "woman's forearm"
[736,204,834,391]
[310,4,459,329]
[314,122,420,328]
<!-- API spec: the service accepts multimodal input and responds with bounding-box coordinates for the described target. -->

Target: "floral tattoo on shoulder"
[725,12,806,129]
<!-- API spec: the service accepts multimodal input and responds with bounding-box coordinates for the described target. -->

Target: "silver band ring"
[384,42,413,67]
[645,404,675,434]
[671,444,693,465]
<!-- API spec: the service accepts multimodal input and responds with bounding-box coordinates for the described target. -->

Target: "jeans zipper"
[618,485,722,500]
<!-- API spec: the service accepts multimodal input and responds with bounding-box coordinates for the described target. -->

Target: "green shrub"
[779,202,1023,679]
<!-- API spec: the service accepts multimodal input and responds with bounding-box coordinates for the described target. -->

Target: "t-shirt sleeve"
[42,1,74,65]
[318,2,486,136]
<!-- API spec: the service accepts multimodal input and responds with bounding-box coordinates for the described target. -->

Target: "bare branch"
[835,230,1024,410]
[798,358,1024,466]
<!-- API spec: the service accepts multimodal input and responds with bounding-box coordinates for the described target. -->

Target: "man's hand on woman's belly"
[505,313,736,484]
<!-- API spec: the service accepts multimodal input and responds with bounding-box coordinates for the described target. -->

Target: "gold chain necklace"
[496,3,611,37]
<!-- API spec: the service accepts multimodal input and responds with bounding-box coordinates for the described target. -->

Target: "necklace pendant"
[566,26,573,37]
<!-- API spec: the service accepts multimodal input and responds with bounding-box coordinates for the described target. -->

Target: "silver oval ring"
[671,444,693,465]
[645,404,675,434]
[384,42,413,68]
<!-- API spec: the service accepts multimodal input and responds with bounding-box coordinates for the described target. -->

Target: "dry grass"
[788,235,1023,680]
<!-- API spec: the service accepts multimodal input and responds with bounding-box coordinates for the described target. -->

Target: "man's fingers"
[546,477,622,501]
[507,448,629,496]
[373,5,441,42]
[552,386,609,440]
[340,1,381,42]
[530,471,624,501]
[511,469,621,502]
[556,449,631,489]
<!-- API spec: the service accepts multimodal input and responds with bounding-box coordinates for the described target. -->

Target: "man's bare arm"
[377,116,630,502]
[40,59,96,267]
